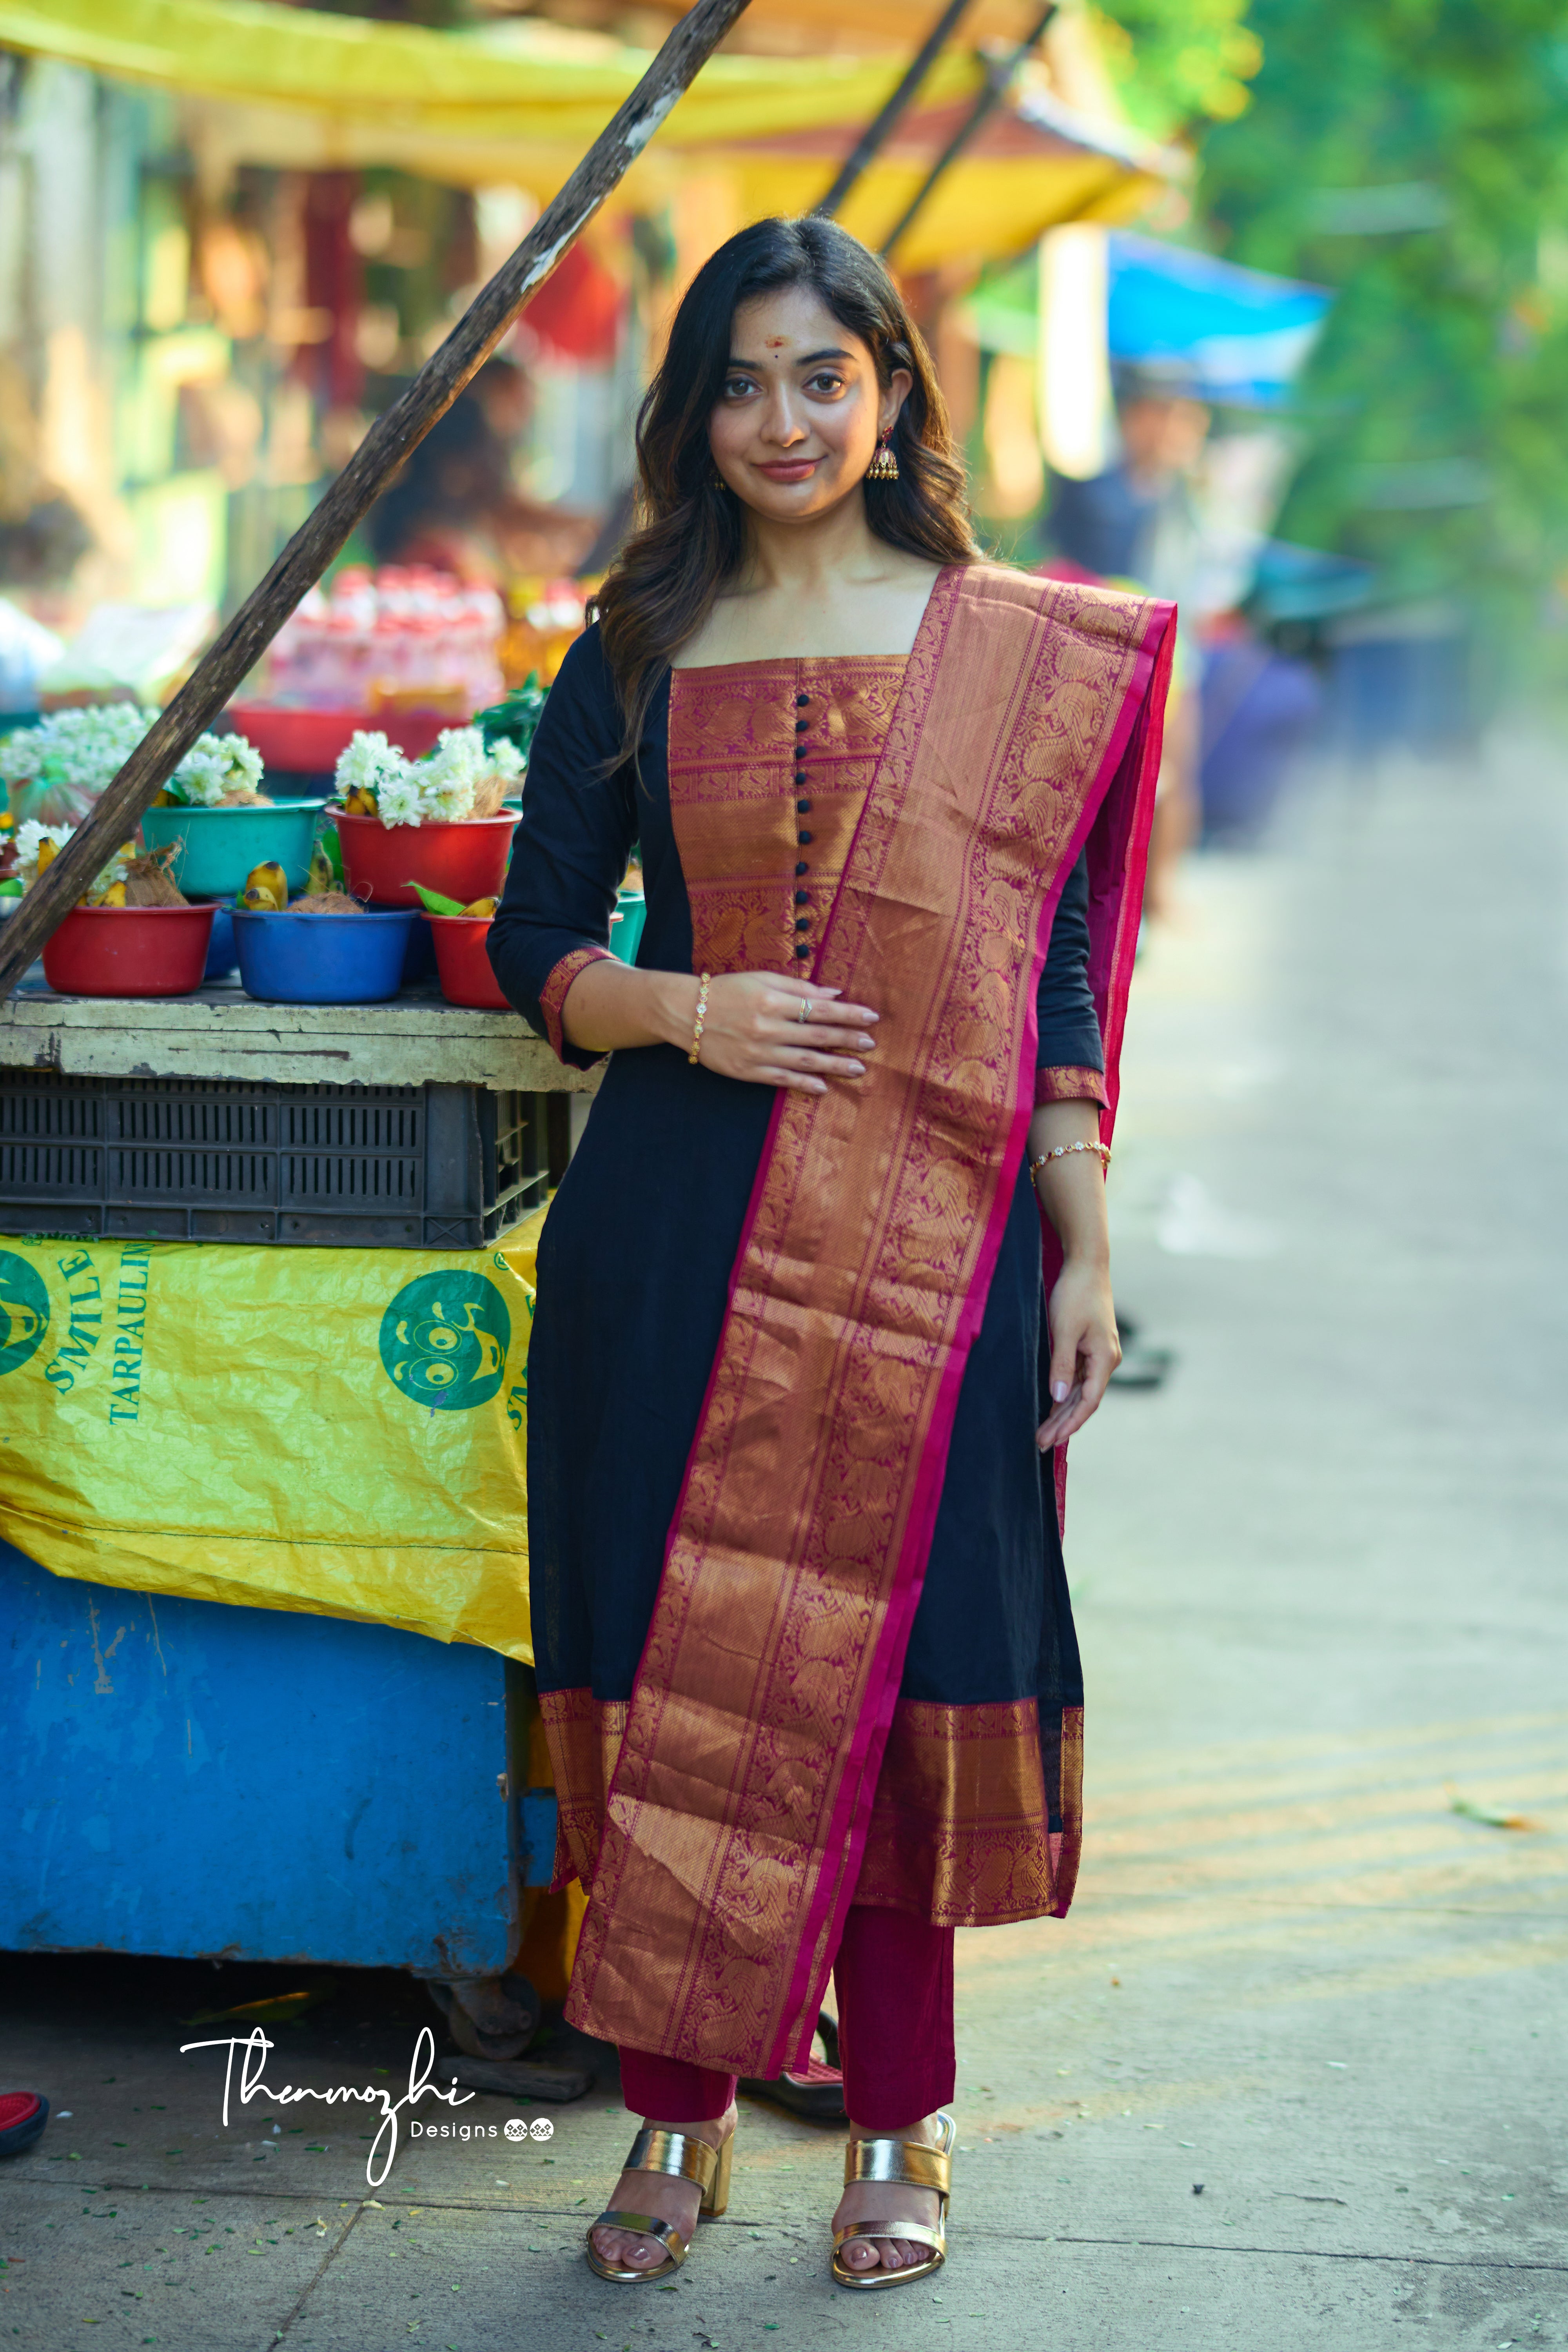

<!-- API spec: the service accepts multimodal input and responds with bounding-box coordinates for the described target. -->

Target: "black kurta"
[489,628,1100,1782]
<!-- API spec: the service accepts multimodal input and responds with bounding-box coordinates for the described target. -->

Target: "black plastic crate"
[0,1072,548,1249]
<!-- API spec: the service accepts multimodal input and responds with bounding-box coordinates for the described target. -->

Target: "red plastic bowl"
[42,904,217,998]
[226,704,456,769]
[430,914,509,1010]
[332,809,518,910]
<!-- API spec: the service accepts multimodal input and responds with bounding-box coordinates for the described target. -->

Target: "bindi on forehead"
[764,337,789,349]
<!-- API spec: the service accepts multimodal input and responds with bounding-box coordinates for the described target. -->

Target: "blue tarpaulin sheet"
[1107,232,1331,406]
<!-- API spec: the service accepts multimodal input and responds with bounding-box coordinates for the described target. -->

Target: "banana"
[341,786,379,816]
[461,897,497,918]
[241,860,288,910]
[239,885,279,911]
[99,882,127,907]
[35,839,55,873]
[306,843,335,896]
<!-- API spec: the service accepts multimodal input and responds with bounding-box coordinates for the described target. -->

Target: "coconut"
[468,769,513,820]
[123,845,188,907]
[291,891,365,914]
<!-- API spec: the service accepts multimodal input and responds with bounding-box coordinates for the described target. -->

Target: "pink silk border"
[567,566,1175,2075]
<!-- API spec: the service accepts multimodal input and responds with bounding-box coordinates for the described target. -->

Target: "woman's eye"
[806,372,845,395]
[722,376,756,400]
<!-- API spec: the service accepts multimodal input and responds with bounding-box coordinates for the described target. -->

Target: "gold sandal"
[584,2124,735,2284]
[831,2111,955,2290]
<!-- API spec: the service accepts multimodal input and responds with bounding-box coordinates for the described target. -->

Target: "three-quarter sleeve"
[1035,848,1107,1107]
[487,625,639,1069]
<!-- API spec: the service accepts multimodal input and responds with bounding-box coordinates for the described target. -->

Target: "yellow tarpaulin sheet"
[0,0,978,146]
[0,0,1167,269]
[0,1208,545,1661]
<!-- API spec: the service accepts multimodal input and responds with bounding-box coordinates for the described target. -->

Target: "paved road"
[3,742,1564,2349]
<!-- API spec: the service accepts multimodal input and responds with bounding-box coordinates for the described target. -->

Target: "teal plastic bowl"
[140,800,326,899]
[612,888,647,965]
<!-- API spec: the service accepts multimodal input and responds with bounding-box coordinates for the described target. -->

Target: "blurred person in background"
[366,353,597,580]
[490,216,1173,2299]
[0,497,86,717]
[1047,366,1209,917]
[0,359,91,714]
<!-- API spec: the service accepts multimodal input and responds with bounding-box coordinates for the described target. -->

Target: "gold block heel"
[704,2128,734,2218]
[584,2122,737,2284]
[830,2112,955,2290]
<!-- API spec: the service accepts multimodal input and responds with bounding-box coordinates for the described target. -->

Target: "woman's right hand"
[695,972,878,1093]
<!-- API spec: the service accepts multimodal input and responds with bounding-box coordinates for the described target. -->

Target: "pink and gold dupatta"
[563,563,1174,2075]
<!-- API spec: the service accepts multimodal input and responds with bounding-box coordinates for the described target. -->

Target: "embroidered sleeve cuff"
[538,945,615,1064]
[1035,1064,1109,1107]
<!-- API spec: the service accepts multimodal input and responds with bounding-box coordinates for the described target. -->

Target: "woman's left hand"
[1036,1256,1121,1452]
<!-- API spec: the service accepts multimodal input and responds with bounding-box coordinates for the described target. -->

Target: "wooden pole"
[811,0,976,220]
[0,0,755,1001]
[879,1,1056,260]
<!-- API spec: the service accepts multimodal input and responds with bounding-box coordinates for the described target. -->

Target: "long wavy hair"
[594,215,978,765]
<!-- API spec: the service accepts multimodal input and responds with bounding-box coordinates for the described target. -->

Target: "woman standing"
[489,216,1173,2293]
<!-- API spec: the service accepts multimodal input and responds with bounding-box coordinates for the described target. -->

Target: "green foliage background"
[1095,0,1261,134]
[1194,0,1568,665]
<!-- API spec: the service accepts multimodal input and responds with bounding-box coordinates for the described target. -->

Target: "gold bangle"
[688,971,711,1065]
[1030,1139,1110,1178]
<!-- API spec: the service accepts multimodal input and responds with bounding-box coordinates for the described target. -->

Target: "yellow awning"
[0,0,1172,270]
[0,0,973,140]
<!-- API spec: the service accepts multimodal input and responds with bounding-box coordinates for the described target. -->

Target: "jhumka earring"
[866,430,900,482]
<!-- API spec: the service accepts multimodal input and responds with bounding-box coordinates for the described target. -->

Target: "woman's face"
[708,284,911,523]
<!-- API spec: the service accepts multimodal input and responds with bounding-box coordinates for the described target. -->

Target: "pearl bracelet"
[688,971,712,1065]
[1030,1139,1111,1178]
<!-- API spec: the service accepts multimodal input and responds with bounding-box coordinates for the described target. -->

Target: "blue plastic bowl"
[200,902,237,982]
[232,907,416,1004]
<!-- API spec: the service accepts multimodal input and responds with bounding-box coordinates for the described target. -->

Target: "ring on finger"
[796,999,811,1024]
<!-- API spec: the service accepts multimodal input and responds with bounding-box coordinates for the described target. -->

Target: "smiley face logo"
[378,1271,511,1411]
[0,1252,49,1378]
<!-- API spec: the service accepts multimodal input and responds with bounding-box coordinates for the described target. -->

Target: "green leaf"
[474,675,546,759]
[182,1985,334,2027]
[1449,1794,1533,1830]
[408,882,466,917]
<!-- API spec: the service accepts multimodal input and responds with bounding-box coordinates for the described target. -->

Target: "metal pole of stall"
[879,2,1058,261]
[812,0,978,219]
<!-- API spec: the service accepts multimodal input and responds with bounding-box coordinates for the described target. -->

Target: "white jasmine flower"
[334,723,517,827]
[13,817,127,898]
[13,819,74,886]
[416,727,487,822]
[374,766,430,828]
[336,730,410,808]
[10,706,158,784]
[0,706,158,796]
[169,732,264,806]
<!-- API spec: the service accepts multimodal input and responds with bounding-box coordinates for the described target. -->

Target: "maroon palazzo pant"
[619,1904,955,2132]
